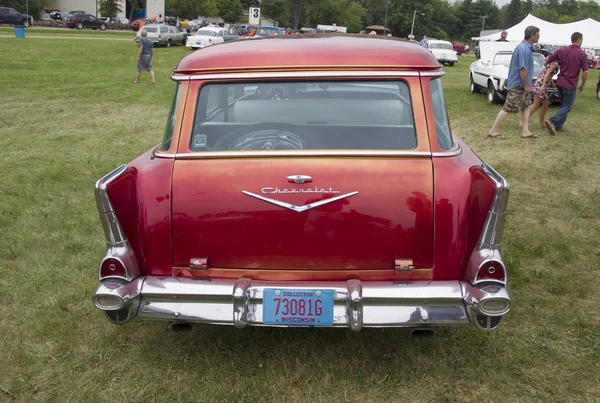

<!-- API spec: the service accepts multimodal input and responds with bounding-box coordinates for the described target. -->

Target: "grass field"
[0,36,599,402]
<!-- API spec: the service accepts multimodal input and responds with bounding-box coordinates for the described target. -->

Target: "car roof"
[198,27,226,31]
[428,40,452,45]
[174,35,441,74]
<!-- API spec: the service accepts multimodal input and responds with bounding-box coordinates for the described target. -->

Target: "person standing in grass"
[487,25,540,139]
[134,30,155,84]
[544,32,588,135]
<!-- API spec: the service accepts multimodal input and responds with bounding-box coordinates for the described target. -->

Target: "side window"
[169,27,175,33]
[160,26,168,33]
[160,83,181,151]
[429,78,454,150]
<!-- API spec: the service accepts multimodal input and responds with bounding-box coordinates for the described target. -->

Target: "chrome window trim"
[171,70,445,81]
[153,148,463,159]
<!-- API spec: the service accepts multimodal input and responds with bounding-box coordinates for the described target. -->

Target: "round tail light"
[476,260,506,282]
[100,258,126,279]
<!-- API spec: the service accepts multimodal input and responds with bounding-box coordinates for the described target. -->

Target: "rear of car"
[427,40,458,66]
[136,26,160,45]
[92,37,512,334]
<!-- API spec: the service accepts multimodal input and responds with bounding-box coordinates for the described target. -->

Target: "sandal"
[487,133,505,139]
[520,133,538,138]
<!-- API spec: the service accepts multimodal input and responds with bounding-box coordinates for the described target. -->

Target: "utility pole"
[410,10,423,40]
[384,0,389,36]
[480,15,488,32]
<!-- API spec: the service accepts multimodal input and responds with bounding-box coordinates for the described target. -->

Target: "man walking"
[488,26,540,139]
[544,32,588,135]
[134,30,155,84]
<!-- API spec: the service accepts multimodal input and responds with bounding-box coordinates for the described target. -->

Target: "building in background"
[48,0,165,20]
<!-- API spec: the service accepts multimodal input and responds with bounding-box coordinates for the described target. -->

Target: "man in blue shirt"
[488,26,540,139]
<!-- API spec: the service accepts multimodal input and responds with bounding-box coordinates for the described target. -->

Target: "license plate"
[263,289,334,326]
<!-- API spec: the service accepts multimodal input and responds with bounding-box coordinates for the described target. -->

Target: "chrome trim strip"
[94,165,140,282]
[171,70,423,81]
[155,150,433,159]
[242,190,359,213]
[420,70,446,77]
[431,135,462,157]
[466,162,510,286]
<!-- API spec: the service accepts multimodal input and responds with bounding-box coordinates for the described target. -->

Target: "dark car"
[0,6,33,27]
[129,18,154,31]
[49,11,71,21]
[66,13,107,30]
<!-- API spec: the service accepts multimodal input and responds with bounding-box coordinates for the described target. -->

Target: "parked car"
[111,17,129,24]
[40,13,52,21]
[0,6,33,27]
[136,24,187,47]
[68,10,86,15]
[469,51,561,104]
[66,13,107,30]
[92,36,513,334]
[253,26,283,37]
[186,27,227,49]
[129,18,154,31]
[453,42,465,55]
[425,40,458,66]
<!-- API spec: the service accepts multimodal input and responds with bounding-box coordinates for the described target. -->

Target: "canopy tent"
[472,14,600,49]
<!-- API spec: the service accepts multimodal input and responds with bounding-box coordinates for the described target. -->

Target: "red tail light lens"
[476,261,506,282]
[100,258,126,279]
[158,34,161,39]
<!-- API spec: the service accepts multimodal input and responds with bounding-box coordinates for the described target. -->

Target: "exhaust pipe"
[171,322,193,333]
[411,328,434,338]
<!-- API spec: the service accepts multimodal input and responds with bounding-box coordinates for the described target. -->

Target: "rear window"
[190,81,416,152]
[197,29,217,36]
[143,27,157,33]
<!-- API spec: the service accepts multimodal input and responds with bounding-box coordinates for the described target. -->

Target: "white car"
[469,51,560,104]
[425,40,458,66]
[186,27,227,50]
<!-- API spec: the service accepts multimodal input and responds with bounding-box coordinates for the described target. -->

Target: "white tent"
[473,14,600,49]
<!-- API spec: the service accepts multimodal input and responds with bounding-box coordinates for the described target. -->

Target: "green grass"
[0,39,599,402]
[0,26,135,37]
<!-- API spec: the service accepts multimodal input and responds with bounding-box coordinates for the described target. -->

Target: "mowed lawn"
[0,36,599,402]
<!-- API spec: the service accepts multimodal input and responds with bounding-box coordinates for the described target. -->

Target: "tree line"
[7,0,600,41]
[167,0,600,41]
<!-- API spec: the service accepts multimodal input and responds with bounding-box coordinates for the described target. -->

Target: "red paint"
[106,149,174,276]
[171,158,434,270]
[175,36,441,74]
[431,137,497,281]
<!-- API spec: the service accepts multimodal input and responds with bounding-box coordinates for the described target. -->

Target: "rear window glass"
[190,81,416,152]
[197,29,217,36]
[143,27,157,33]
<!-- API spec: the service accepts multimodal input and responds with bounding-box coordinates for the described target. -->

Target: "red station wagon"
[92,36,512,335]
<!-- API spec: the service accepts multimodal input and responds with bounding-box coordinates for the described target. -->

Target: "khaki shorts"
[502,86,532,113]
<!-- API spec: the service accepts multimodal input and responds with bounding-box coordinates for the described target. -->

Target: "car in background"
[49,11,71,21]
[111,17,129,24]
[186,26,227,49]
[92,36,513,334]
[453,42,465,55]
[66,13,107,30]
[136,24,187,47]
[129,18,154,31]
[40,12,52,21]
[425,40,458,66]
[68,10,86,15]
[253,26,283,37]
[469,51,560,104]
[597,76,600,99]
[0,6,33,27]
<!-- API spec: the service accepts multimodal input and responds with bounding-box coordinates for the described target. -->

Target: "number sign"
[249,7,260,25]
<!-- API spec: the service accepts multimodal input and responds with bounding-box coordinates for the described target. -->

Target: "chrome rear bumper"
[93,277,513,332]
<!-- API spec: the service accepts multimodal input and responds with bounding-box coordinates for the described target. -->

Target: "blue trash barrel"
[15,25,25,39]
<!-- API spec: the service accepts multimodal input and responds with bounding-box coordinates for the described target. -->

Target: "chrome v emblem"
[242,190,359,213]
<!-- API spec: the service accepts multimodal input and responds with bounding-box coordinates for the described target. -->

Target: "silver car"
[135,24,186,47]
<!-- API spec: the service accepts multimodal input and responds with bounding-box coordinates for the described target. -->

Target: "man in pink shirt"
[544,32,588,135]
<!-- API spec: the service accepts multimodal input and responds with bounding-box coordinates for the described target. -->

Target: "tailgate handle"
[190,257,208,270]
[395,259,414,271]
